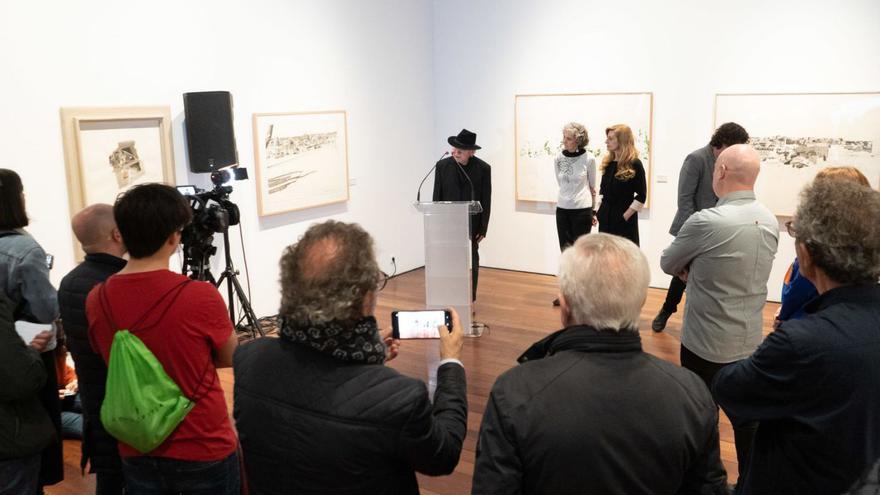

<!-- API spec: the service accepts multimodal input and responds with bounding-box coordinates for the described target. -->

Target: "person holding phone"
[234,220,467,495]
[596,125,646,245]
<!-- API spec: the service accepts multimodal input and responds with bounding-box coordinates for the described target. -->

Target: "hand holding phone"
[439,308,463,361]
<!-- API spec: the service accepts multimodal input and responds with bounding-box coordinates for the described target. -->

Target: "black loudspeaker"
[183,91,238,173]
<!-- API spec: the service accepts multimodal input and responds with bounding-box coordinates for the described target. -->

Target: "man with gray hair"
[234,220,468,494]
[713,179,880,494]
[660,144,778,483]
[472,233,728,494]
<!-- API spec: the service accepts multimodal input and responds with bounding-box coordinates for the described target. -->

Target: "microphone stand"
[416,151,450,202]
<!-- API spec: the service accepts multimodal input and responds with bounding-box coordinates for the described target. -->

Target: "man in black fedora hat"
[433,128,492,302]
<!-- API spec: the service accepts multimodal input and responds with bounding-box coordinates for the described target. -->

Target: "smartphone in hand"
[391,310,452,339]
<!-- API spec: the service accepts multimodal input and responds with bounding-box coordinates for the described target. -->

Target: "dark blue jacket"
[713,284,880,495]
[58,252,126,474]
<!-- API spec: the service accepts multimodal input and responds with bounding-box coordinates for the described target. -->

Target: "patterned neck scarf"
[280,315,386,364]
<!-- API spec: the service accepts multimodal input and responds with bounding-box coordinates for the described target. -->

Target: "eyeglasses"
[784,220,796,238]
[376,271,390,292]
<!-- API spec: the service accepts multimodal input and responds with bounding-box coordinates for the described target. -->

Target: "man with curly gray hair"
[233,220,468,495]
[714,179,880,494]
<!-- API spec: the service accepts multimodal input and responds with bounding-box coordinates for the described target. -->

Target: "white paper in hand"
[14,320,57,352]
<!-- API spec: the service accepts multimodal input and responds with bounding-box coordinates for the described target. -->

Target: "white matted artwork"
[252,110,350,216]
[515,92,653,204]
[715,92,880,216]
[60,106,175,258]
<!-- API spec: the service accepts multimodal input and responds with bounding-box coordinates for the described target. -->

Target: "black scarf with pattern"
[280,315,387,364]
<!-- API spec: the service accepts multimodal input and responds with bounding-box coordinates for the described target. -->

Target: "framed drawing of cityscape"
[515,92,653,205]
[252,110,350,216]
[715,92,880,216]
[60,106,175,259]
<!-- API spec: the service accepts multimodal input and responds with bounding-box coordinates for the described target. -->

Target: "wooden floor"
[48,267,779,494]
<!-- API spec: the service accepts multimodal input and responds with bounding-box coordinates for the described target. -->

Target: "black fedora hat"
[447,129,481,150]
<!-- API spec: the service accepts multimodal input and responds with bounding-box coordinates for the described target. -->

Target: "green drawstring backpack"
[96,280,215,454]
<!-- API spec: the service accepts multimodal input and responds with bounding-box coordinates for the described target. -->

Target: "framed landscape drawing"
[715,92,880,216]
[515,92,653,205]
[60,106,175,257]
[252,110,350,216]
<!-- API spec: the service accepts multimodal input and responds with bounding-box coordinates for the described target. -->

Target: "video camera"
[176,168,248,278]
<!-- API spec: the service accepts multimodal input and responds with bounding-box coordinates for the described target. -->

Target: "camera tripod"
[183,228,264,340]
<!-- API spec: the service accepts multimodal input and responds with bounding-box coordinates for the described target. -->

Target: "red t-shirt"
[86,269,237,461]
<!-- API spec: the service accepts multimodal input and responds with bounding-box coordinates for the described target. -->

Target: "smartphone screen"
[392,310,451,339]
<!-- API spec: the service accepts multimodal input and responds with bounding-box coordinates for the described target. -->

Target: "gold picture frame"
[60,106,176,258]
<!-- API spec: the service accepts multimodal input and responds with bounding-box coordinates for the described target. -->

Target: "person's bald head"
[713,144,761,197]
[71,203,125,256]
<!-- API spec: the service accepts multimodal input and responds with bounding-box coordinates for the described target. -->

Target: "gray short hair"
[795,179,880,284]
[563,122,589,148]
[279,220,380,327]
[559,233,649,330]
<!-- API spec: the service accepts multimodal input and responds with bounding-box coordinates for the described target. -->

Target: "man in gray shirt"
[652,123,749,331]
[660,144,778,484]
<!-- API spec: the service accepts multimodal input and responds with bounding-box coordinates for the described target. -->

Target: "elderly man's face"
[452,147,474,165]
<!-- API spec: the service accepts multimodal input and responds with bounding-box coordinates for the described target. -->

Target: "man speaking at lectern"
[433,129,492,302]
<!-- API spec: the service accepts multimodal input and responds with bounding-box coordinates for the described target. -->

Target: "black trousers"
[662,275,687,313]
[680,345,757,484]
[556,207,593,250]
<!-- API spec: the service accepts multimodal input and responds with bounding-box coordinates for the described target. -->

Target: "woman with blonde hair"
[551,122,597,306]
[595,124,647,245]
[777,166,871,324]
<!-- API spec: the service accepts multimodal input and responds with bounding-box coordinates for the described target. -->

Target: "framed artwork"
[60,106,175,256]
[715,92,880,216]
[252,110,350,216]
[515,92,653,205]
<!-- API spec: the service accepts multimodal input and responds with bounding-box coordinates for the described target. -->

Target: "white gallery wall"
[0,0,436,318]
[431,0,880,301]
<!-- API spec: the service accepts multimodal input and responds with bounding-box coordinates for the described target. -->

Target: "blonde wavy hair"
[601,124,639,181]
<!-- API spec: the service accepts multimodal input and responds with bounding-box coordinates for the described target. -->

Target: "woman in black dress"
[596,124,646,245]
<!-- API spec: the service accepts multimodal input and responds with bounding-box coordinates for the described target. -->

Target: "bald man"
[58,204,127,494]
[660,144,778,483]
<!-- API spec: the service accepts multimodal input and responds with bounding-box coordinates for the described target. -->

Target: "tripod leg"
[229,273,263,337]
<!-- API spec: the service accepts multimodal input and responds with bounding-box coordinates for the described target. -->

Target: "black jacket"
[714,284,880,495]
[597,159,647,245]
[233,337,468,494]
[58,252,126,474]
[0,289,55,460]
[472,325,727,495]
[433,156,492,238]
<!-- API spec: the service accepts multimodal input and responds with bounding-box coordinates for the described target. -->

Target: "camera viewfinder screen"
[396,310,447,339]
[176,185,197,196]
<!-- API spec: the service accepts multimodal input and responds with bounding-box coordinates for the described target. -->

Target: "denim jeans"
[0,454,40,495]
[122,451,240,495]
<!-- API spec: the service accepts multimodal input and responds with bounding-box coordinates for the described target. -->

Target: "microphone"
[416,151,449,202]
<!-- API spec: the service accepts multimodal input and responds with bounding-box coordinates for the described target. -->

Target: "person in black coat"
[433,128,491,301]
[596,124,647,245]
[58,203,127,494]
[472,233,727,495]
[234,220,468,495]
